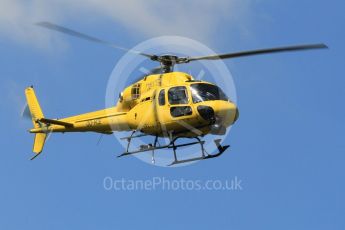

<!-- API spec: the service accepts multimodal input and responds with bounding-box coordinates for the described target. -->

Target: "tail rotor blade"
[21,103,31,120]
[46,131,53,142]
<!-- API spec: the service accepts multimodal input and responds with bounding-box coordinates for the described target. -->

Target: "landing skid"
[118,131,230,166]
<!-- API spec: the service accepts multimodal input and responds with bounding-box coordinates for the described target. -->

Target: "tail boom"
[24,86,129,159]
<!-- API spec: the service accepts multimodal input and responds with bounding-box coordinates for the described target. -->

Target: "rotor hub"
[151,55,181,73]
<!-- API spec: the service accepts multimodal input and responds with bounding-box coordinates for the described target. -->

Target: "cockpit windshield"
[190,83,228,103]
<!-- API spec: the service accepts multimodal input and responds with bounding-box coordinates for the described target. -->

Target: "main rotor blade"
[187,44,328,61]
[36,21,154,58]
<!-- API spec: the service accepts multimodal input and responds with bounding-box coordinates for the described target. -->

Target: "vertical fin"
[25,86,44,128]
[31,133,47,160]
[25,86,47,159]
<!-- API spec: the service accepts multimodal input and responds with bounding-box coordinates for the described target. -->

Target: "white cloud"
[0,0,254,47]
[0,0,60,47]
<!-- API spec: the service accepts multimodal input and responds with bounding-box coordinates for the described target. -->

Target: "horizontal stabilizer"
[39,118,74,127]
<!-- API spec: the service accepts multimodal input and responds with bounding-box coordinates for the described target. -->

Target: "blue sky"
[0,0,344,229]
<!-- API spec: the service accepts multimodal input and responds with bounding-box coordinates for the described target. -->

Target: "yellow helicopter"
[24,22,327,165]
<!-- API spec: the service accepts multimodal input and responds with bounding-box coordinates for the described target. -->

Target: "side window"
[168,86,188,105]
[158,89,165,106]
[170,106,192,117]
[131,83,141,100]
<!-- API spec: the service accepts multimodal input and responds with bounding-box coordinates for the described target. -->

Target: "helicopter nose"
[214,101,238,126]
[234,107,239,122]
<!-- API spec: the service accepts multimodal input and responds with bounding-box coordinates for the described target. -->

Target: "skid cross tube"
[118,140,204,157]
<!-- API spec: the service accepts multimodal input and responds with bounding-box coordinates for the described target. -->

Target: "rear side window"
[158,89,165,106]
[168,86,188,105]
[131,83,141,99]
